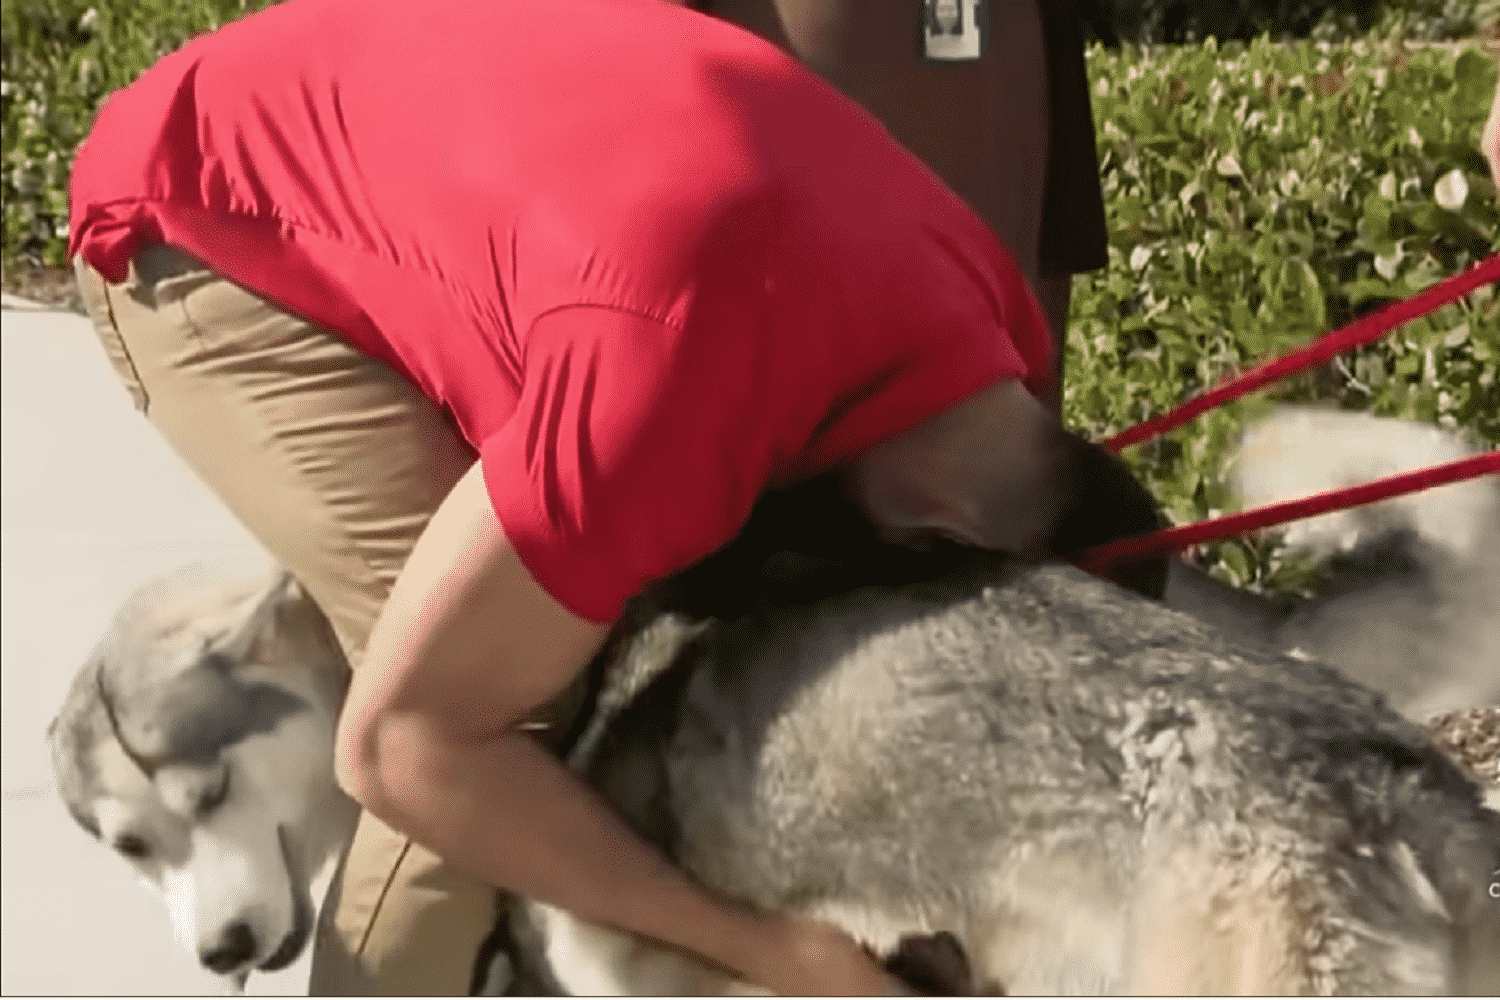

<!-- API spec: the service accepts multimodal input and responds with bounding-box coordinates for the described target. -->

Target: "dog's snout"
[201,921,257,974]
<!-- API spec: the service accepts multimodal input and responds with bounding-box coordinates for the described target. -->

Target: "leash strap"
[1075,449,1500,573]
[1104,253,1500,453]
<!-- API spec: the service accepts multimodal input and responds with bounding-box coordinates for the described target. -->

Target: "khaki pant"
[74,244,549,994]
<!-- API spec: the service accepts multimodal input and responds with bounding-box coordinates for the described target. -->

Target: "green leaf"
[1453,47,1495,110]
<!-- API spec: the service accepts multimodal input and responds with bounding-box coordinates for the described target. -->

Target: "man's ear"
[1044,430,1171,600]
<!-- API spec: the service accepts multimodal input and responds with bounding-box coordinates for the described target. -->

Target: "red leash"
[1075,253,1500,572]
[1077,450,1500,574]
[1103,253,1500,454]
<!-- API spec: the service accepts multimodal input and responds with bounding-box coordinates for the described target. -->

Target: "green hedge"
[1,0,279,267]
[1079,0,1500,45]
[3,2,1498,594]
[1067,35,1499,591]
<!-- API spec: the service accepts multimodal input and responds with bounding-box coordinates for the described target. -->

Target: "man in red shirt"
[70,0,1094,991]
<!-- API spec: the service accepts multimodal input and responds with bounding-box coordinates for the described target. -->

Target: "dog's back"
[561,562,1500,994]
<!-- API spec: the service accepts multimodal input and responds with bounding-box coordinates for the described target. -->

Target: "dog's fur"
[529,562,1499,995]
[1163,407,1500,723]
[48,408,1500,993]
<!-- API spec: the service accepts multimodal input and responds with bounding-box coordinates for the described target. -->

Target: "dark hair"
[1042,428,1170,600]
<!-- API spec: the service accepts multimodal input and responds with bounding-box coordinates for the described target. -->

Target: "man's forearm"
[332,465,894,994]
[358,711,773,980]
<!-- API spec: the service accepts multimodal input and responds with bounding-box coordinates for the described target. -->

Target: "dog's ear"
[211,568,350,678]
[214,569,306,662]
[47,654,109,839]
[1045,429,1171,601]
[266,567,302,602]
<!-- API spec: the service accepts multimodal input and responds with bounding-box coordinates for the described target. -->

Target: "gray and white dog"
[46,566,358,988]
[48,408,1500,993]
[531,561,1498,994]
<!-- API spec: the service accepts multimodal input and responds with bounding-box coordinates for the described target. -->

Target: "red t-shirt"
[69,0,1055,623]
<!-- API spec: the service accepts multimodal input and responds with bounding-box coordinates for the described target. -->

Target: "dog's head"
[47,566,355,985]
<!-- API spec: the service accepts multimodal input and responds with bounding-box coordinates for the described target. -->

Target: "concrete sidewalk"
[1,294,310,995]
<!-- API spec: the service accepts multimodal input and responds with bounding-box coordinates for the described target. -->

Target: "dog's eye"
[114,833,150,860]
[196,767,231,819]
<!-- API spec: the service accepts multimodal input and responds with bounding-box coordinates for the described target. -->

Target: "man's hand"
[752,916,917,996]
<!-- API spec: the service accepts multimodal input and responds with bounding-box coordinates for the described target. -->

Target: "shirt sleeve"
[479,304,804,624]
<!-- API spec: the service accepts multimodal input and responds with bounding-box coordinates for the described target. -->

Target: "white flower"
[1130,245,1153,271]
[78,8,98,32]
[1095,76,1109,98]
[1374,249,1402,280]
[1443,324,1469,348]
[1434,169,1468,211]
[1216,153,1243,178]
[1407,127,1423,149]
[1378,172,1397,200]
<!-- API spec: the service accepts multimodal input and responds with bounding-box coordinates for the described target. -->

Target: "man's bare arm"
[333,462,896,995]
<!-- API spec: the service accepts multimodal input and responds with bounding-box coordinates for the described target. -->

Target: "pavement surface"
[1,293,312,995]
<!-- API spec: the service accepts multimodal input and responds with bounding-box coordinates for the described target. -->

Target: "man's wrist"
[651,886,782,983]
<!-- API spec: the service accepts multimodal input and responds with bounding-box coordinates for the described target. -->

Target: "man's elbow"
[333,707,395,815]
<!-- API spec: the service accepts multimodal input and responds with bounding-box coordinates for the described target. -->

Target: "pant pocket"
[73,256,150,414]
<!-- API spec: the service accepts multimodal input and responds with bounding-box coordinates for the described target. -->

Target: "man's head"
[644,377,1169,625]
[847,377,1169,598]
[848,378,1063,559]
